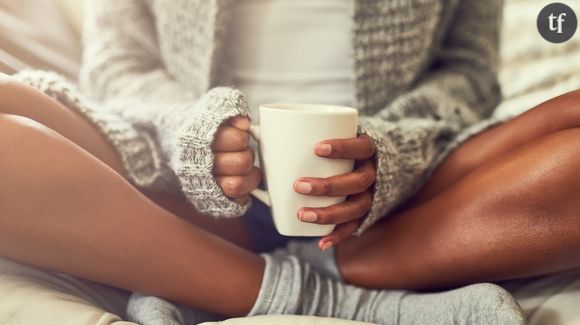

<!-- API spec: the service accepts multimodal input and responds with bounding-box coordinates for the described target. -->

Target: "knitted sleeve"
[355,0,503,234]
[80,0,250,217]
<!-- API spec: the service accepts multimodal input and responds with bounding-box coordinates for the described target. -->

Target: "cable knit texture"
[13,0,503,232]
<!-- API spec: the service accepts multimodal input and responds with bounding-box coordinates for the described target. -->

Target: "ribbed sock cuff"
[246,254,301,317]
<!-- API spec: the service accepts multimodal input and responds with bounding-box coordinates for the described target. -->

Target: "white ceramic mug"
[250,103,358,237]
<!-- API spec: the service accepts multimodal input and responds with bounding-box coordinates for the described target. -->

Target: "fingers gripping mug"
[249,103,358,237]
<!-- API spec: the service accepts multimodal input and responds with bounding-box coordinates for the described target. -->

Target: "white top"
[227,0,355,122]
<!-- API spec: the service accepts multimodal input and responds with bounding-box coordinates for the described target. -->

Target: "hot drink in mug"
[250,103,358,237]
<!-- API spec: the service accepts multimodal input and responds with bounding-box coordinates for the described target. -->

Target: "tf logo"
[537,2,577,43]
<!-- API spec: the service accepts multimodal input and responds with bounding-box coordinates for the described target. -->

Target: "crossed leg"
[1,71,580,310]
[0,75,262,316]
[0,75,254,250]
[337,90,580,290]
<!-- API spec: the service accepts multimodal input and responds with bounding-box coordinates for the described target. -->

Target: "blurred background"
[0,0,81,78]
[0,0,579,118]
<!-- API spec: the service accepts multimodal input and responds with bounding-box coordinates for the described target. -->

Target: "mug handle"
[249,125,272,207]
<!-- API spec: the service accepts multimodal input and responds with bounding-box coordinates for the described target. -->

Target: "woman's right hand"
[213,116,261,204]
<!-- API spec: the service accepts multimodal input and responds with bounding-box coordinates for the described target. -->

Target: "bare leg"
[0,77,529,324]
[1,112,522,325]
[337,90,580,290]
[0,75,262,315]
[0,74,254,249]
[0,112,264,316]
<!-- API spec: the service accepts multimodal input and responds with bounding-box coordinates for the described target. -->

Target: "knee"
[0,115,32,184]
[0,114,65,187]
[0,114,22,143]
[530,90,580,130]
[0,75,26,115]
[0,74,34,113]
[0,114,51,150]
[546,89,580,111]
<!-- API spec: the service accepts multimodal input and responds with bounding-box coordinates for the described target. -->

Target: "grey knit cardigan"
[15,0,503,235]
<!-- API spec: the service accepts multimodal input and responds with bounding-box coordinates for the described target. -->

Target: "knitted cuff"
[170,87,252,218]
[354,121,399,235]
[355,114,508,236]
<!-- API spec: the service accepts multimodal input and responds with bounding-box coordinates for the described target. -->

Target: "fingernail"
[300,211,318,222]
[315,144,332,156]
[294,181,312,194]
[321,241,334,251]
[235,117,250,130]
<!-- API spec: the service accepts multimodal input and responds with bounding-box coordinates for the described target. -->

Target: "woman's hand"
[294,135,376,250]
[213,116,261,204]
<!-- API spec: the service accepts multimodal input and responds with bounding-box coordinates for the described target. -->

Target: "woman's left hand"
[293,134,376,250]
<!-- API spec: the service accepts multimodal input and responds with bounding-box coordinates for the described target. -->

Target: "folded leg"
[338,92,580,290]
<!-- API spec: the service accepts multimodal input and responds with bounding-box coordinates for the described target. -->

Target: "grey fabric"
[1,255,578,324]
[247,254,525,325]
[14,0,503,235]
[273,240,342,281]
[127,253,524,325]
[127,293,222,325]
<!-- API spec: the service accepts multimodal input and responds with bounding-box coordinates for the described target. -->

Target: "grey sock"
[398,283,526,325]
[273,239,341,280]
[127,292,222,325]
[248,254,525,325]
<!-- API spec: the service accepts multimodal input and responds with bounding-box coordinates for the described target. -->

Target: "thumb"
[229,116,251,131]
